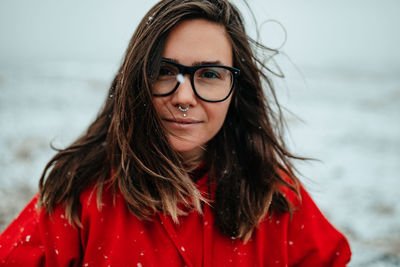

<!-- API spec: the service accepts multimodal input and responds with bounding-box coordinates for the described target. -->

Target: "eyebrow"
[163,57,223,66]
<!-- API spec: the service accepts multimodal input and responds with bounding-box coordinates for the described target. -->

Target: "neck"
[180,147,205,172]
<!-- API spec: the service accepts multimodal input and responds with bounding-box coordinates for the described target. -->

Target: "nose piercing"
[178,105,189,112]
[178,105,189,117]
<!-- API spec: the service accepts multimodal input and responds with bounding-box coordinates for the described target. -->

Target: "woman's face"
[152,19,233,160]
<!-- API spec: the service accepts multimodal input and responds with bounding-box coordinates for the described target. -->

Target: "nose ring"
[178,105,189,117]
[178,105,189,112]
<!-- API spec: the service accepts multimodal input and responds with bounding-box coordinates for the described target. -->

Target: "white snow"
[177,73,185,84]
[276,63,400,266]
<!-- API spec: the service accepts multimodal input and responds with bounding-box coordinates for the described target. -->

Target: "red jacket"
[0,174,351,266]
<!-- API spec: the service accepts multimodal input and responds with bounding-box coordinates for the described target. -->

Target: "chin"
[168,137,205,158]
[170,141,199,153]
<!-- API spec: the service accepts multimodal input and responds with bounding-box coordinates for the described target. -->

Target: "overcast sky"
[1,0,399,71]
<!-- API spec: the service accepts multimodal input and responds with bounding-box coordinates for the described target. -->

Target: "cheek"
[205,101,231,132]
[152,98,166,115]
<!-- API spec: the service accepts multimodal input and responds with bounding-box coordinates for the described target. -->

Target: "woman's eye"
[200,69,221,79]
[158,67,174,77]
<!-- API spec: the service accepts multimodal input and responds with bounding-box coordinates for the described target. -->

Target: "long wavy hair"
[39,0,301,242]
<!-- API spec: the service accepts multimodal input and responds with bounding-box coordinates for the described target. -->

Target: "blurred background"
[0,0,399,265]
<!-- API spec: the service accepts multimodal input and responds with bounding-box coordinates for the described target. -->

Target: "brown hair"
[39,0,301,241]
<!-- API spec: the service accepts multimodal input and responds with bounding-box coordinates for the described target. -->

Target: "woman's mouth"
[163,118,202,129]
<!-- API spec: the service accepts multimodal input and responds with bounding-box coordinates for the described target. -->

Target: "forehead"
[162,19,233,66]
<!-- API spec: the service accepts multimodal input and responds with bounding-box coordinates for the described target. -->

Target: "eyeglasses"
[152,58,240,102]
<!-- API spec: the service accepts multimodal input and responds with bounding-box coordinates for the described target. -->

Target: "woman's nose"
[170,74,198,107]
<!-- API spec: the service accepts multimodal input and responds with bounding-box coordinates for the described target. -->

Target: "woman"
[0,0,351,266]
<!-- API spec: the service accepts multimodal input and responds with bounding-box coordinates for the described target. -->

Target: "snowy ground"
[0,60,399,266]
[282,64,400,266]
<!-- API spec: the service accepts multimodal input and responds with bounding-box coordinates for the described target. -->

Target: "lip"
[162,118,202,129]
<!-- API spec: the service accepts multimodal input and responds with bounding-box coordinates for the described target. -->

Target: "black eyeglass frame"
[152,58,241,103]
